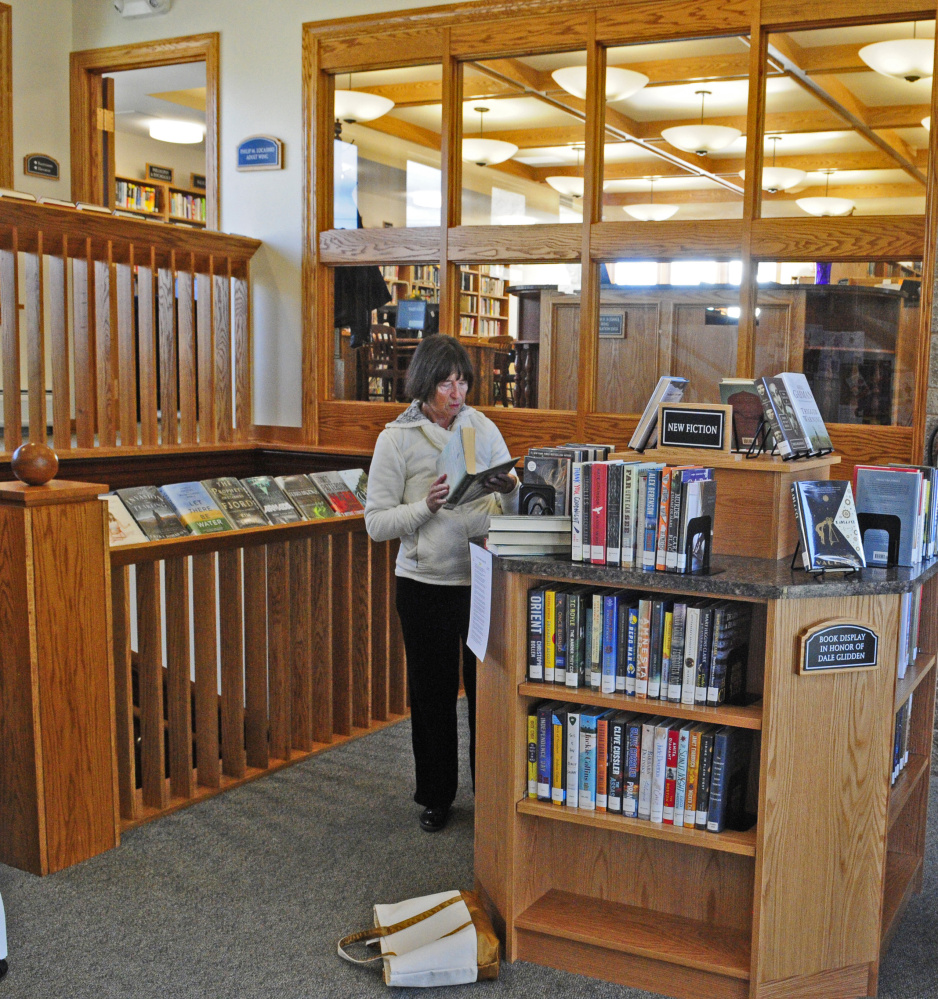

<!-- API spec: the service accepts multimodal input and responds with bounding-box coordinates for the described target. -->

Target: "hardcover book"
[719,377,767,449]
[308,471,367,516]
[241,476,303,524]
[159,481,232,534]
[116,485,190,540]
[275,474,334,520]
[761,376,811,457]
[202,477,269,529]
[853,465,924,567]
[523,453,572,516]
[628,375,689,451]
[438,427,517,508]
[792,480,865,572]
[338,467,368,505]
[777,372,833,455]
[102,492,148,546]
[527,587,546,681]
[706,726,755,833]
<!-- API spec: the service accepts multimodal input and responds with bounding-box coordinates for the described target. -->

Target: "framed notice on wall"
[146,163,174,184]
[237,135,283,171]
[24,154,59,180]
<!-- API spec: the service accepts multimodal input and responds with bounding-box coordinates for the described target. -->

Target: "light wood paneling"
[136,561,167,810]
[0,240,19,453]
[110,564,136,821]
[177,263,198,445]
[24,242,45,443]
[157,266,178,446]
[164,556,194,799]
[290,537,314,752]
[351,531,372,728]
[213,268,233,443]
[332,533,353,736]
[243,544,269,770]
[310,534,334,742]
[267,540,292,760]
[192,551,220,788]
[115,259,137,446]
[218,548,246,779]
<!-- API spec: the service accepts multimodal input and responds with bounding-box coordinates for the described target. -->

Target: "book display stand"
[788,538,861,579]
[475,456,938,999]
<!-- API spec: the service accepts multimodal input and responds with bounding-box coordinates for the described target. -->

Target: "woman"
[365,335,518,832]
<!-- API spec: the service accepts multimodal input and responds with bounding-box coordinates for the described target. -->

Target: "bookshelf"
[459,264,509,337]
[115,175,207,227]
[475,455,937,999]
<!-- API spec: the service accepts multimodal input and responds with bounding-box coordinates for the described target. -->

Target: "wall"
[115,131,205,189]
[63,0,459,428]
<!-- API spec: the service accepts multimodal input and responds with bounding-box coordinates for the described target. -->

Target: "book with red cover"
[655,467,672,571]
[307,471,365,516]
[590,462,608,565]
[662,725,681,824]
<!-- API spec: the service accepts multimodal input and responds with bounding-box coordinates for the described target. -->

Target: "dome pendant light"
[623,176,678,221]
[461,106,518,167]
[859,21,934,83]
[796,169,855,217]
[739,135,807,193]
[334,72,395,124]
[546,145,585,197]
[551,65,648,102]
[661,89,741,156]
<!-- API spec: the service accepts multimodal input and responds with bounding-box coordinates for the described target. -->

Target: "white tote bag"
[338,889,499,987]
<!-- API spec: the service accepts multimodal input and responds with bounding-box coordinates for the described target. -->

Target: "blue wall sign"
[236,135,283,171]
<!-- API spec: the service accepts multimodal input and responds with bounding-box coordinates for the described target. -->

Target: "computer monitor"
[392,300,439,335]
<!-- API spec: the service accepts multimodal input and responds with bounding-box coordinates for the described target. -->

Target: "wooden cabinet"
[476,552,936,999]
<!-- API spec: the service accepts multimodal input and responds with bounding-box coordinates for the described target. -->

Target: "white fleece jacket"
[364,401,519,585]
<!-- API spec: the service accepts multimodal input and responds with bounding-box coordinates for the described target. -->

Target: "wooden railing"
[0,199,261,460]
[109,515,406,828]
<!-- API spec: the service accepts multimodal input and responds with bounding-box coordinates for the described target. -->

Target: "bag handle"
[337,894,465,966]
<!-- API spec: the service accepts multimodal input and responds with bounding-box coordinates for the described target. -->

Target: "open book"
[437,425,517,508]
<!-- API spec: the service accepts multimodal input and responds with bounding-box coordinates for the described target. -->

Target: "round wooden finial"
[11,442,59,486]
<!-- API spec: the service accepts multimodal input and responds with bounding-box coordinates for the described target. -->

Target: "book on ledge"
[791,480,865,572]
[628,375,688,452]
[159,481,232,535]
[202,477,270,529]
[116,485,190,540]
[307,471,366,515]
[438,425,518,508]
[101,492,148,546]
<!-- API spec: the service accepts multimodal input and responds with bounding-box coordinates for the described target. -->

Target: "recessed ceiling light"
[149,119,204,144]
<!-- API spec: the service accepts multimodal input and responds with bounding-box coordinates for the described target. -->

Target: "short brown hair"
[405,335,475,404]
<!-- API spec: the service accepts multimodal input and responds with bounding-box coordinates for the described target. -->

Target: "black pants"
[395,576,476,808]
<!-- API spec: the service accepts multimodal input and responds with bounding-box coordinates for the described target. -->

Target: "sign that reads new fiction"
[659,404,729,451]
[236,135,283,171]
[801,623,879,674]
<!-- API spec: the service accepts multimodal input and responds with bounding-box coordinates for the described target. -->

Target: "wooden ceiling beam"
[603,181,925,204]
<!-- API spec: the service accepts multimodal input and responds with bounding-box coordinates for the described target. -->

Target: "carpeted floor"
[0,706,935,998]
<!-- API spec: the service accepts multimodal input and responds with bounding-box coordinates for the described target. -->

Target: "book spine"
[642,470,661,570]
[667,603,687,702]
[544,589,556,683]
[607,717,625,814]
[565,592,582,689]
[615,597,629,693]
[655,468,672,571]
[695,607,713,704]
[578,716,598,810]
[527,709,539,798]
[651,721,670,823]
[621,466,635,567]
[660,608,673,703]
[565,711,580,809]
[681,607,700,705]
[601,594,618,695]
[662,726,680,824]
[527,588,545,681]
[665,469,684,571]
[695,728,716,829]
[647,599,665,700]
[674,725,691,827]
[571,462,584,562]
[684,727,701,827]
[638,717,657,820]
[623,718,642,818]
[635,598,652,698]
[554,592,568,686]
[580,462,592,560]
[625,603,639,696]
[606,464,623,566]
[706,727,732,832]
[551,707,567,806]
[590,592,603,689]
[537,703,553,800]
[596,714,610,811]
[590,463,608,564]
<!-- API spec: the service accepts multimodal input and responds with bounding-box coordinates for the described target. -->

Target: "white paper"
[467,542,493,661]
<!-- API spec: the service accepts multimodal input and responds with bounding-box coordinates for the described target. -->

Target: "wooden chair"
[485,334,516,407]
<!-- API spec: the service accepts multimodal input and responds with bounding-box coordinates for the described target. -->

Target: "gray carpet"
[0,705,935,998]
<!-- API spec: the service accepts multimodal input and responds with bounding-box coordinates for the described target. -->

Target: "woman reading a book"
[365,335,518,833]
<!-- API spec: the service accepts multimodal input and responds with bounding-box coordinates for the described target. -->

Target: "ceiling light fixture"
[661,89,741,156]
[623,177,678,221]
[551,65,648,102]
[148,119,204,144]
[859,21,933,82]
[334,73,395,124]
[796,169,855,217]
[739,136,807,193]
[547,146,585,197]
[462,106,518,167]
[923,116,931,130]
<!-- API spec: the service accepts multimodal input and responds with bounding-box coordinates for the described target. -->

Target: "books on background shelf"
[437,426,518,509]
[892,694,914,785]
[525,697,758,833]
[159,481,232,534]
[486,514,572,556]
[275,474,334,520]
[628,375,688,452]
[527,583,752,706]
[897,585,923,680]
[202,477,270,529]
[101,492,148,546]
[791,480,865,573]
[242,476,303,524]
[308,470,367,515]
[116,485,190,540]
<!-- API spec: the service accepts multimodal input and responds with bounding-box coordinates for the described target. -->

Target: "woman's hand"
[425,474,450,514]
[483,472,517,495]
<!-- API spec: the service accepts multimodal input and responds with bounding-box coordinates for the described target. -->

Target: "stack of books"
[486,514,572,556]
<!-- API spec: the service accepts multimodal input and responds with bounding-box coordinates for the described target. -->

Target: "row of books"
[528,586,753,707]
[892,694,914,786]
[168,190,207,221]
[115,179,158,214]
[520,443,615,516]
[527,701,757,833]
[104,470,366,545]
[573,461,715,573]
[897,586,923,680]
[485,514,571,557]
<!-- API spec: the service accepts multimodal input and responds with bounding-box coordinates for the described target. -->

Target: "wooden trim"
[0,4,12,190]
[69,33,220,230]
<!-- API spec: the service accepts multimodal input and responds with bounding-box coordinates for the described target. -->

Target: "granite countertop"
[483,548,938,600]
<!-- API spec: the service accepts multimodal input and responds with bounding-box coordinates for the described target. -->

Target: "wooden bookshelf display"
[476,552,937,999]
[459,265,509,337]
[115,175,207,226]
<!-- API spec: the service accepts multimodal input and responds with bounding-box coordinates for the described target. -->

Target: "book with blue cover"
[792,479,865,572]
[160,481,232,535]
[854,465,923,567]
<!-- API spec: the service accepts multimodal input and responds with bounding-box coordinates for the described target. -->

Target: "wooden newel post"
[0,444,119,874]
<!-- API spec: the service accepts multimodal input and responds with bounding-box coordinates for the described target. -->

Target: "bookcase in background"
[115,175,207,226]
[475,468,937,998]
[459,265,509,338]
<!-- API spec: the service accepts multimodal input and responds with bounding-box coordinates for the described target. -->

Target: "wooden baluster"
[192,551,220,788]
[213,259,232,443]
[232,260,250,441]
[48,235,71,452]
[331,532,352,736]
[95,252,116,446]
[218,547,246,778]
[157,263,178,445]
[115,249,137,446]
[266,541,292,759]
[176,253,198,444]
[290,536,313,752]
[136,561,168,809]
[310,534,333,744]
[351,531,372,729]
[370,539,390,722]
[388,544,408,715]
[24,232,45,444]
[0,228,20,453]
[164,556,194,799]
[243,545,269,770]
[71,245,95,448]
[137,249,159,446]
[196,268,215,443]
[111,563,137,821]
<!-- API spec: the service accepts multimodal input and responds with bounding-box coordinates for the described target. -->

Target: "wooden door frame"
[0,3,12,189]
[69,33,219,229]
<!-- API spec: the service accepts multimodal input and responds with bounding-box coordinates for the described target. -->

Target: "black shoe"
[419,806,450,833]
[0,958,7,979]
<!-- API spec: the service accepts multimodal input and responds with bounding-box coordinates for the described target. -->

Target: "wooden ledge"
[0,479,108,506]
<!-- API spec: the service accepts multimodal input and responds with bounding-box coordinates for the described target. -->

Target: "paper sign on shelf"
[468,542,493,661]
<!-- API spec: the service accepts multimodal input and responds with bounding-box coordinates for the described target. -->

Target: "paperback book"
[438,426,518,508]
